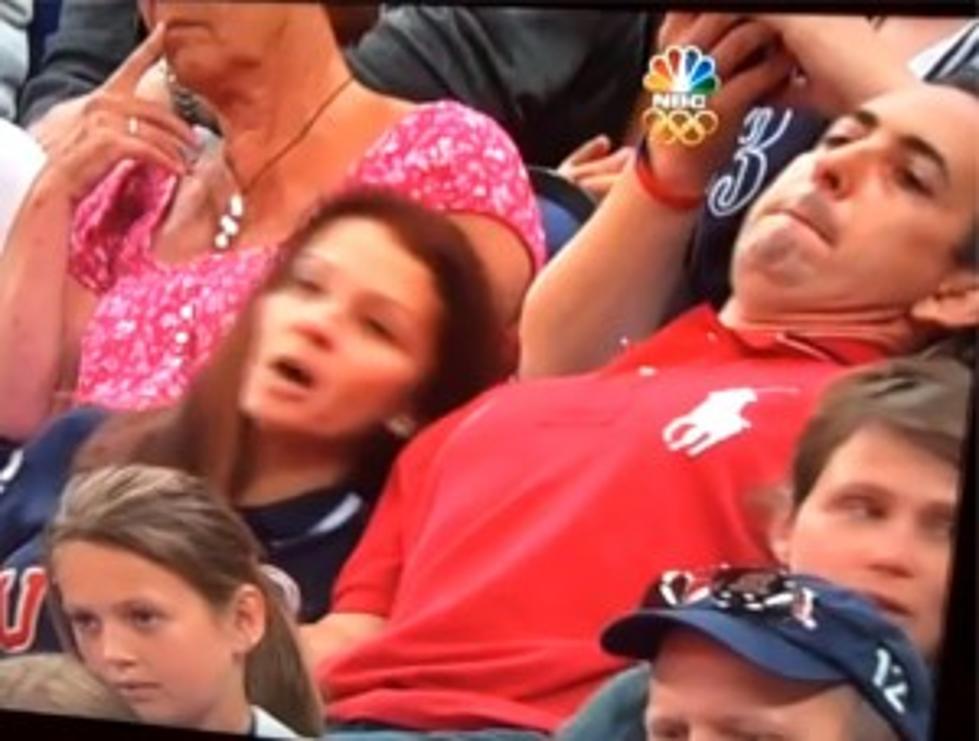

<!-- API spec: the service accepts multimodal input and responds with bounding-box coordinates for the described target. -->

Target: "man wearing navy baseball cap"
[602,567,931,741]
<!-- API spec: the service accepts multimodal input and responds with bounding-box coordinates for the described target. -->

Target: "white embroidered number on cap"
[873,646,909,714]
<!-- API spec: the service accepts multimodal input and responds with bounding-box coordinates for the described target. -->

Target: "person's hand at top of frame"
[752,14,917,118]
[557,134,633,202]
[645,14,795,197]
[37,23,198,204]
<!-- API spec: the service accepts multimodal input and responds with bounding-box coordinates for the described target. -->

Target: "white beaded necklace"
[213,76,354,251]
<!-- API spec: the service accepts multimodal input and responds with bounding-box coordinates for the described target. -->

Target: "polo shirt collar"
[727,321,891,365]
[620,305,890,370]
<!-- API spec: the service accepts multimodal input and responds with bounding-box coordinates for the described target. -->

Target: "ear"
[759,484,795,566]
[769,506,795,566]
[227,584,267,657]
[910,270,979,330]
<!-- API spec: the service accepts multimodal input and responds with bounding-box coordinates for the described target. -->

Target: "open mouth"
[270,357,315,390]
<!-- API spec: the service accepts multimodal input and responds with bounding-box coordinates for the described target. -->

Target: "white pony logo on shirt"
[663,387,798,457]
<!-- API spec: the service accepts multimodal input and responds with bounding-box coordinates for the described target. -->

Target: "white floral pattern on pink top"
[347,101,545,269]
[69,101,543,410]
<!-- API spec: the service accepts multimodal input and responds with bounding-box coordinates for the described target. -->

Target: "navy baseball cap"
[602,568,932,741]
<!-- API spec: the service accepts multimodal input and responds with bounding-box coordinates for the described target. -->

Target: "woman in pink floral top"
[0,3,543,439]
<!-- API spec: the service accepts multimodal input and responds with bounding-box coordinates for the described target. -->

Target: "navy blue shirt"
[0,406,109,655]
[0,407,375,656]
[239,485,372,623]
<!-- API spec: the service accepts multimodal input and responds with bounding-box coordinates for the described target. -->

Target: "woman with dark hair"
[44,464,323,736]
[0,0,543,441]
[0,188,507,657]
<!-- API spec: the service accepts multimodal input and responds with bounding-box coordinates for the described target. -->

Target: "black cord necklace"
[213,75,355,251]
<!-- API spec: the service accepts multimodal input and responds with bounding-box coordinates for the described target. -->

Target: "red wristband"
[633,137,703,211]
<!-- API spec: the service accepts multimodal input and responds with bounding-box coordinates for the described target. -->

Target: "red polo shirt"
[319,306,885,732]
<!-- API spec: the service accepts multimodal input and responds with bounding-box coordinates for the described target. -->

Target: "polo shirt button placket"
[173,302,196,361]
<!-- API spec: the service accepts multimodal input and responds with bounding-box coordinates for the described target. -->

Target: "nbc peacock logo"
[642,45,721,147]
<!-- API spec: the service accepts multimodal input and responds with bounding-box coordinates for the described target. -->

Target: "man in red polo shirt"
[304,22,978,741]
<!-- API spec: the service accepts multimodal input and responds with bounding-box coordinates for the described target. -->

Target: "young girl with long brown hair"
[44,464,322,736]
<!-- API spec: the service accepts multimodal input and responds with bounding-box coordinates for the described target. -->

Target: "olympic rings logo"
[643,107,720,147]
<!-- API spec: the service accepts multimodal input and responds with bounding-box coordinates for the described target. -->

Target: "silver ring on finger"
[127,116,140,137]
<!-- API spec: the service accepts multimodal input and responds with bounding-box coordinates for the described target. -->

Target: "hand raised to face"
[36,23,199,201]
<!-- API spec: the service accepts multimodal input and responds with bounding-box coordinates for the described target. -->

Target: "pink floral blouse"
[69,101,545,410]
